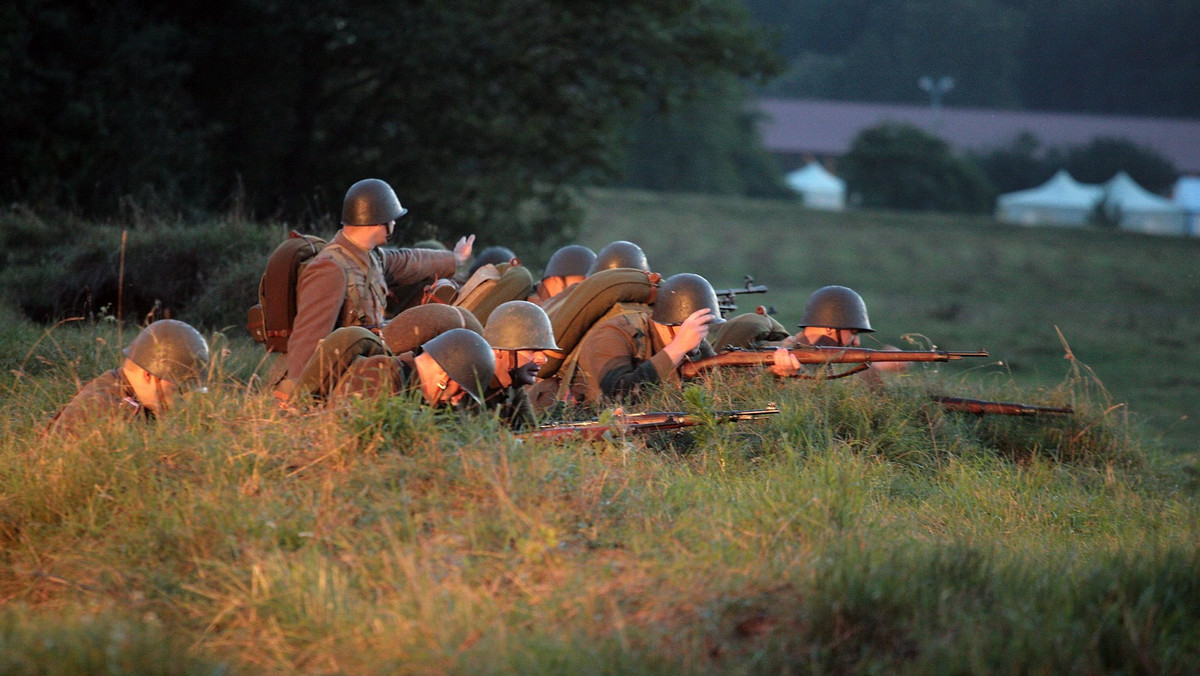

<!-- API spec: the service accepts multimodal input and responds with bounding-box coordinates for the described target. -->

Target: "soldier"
[312,327,496,409]
[527,244,594,307]
[769,285,899,384]
[480,301,561,429]
[288,304,484,404]
[570,273,723,404]
[278,178,474,401]
[586,240,650,275]
[468,245,519,277]
[793,285,873,348]
[50,320,210,435]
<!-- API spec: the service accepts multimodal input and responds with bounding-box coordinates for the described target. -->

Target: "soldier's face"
[513,350,547,385]
[806,327,860,347]
[144,378,180,414]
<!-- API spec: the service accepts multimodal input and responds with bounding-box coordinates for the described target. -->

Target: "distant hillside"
[743,0,1200,119]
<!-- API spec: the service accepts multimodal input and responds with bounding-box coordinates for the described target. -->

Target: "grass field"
[575,188,1200,457]
[1,193,1198,673]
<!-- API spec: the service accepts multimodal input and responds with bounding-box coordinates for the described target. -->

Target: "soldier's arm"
[380,248,458,286]
[48,371,137,436]
[578,323,674,403]
[285,259,348,382]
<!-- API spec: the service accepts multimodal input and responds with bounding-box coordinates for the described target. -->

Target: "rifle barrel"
[932,396,1074,416]
[529,407,779,440]
[681,347,989,378]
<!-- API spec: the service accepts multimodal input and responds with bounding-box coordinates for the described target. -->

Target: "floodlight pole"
[918,75,955,130]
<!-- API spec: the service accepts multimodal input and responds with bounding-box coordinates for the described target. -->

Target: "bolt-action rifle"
[526,405,780,441]
[932,396,1074,416]
[713,276,770,317]
[680,346,990,379]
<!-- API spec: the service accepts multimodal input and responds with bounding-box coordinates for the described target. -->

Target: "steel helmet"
[543,245,595,279]
[651,273,726,326]
[381,304,484,354]
[420,328,496,404]
[411,239,448,251]
[799,286,874,332]
[122,319,211,388]
[587,240,649,275]
[341,178,407,226]
[468,246,518,276]
[483,301,560,351]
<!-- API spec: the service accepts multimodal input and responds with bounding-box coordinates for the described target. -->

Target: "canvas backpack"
[246,231,327,353]
[451,261,535,325]
[526,270,660,411]
[538,268,659,379]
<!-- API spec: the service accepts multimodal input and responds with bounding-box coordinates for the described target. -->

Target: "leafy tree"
[745,0,1200,118]
[0,1,210,213]
[1058,138,1178,196]
[750,0,1025,108]
[841,123,994,212]
[971,133,1057,195]
[973,134,1179,196]
[1021,0,1200,117]
[621,77,790,198]
[833,0,1025,108]
[1,0,778,251]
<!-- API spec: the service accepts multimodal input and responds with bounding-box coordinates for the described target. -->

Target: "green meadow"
[577,188,1200,456]
[1,192,1198,673]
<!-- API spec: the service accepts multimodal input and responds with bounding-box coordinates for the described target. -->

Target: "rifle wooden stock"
[932,396,1074,416]
[680,347,990,378]
[527,406,780,441]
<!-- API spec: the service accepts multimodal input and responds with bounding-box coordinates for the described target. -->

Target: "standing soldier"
[480,301,561,429]
[570,273,723,405]
[50,320,210,435]
[277,178,475,402]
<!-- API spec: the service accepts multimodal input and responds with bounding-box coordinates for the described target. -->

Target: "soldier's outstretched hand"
[453,235,476,266]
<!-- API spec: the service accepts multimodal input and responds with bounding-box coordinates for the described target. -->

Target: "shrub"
[841,122,995,213]
[0,212,281,328]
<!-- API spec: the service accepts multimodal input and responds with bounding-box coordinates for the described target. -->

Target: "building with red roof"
[755,98,1200,175]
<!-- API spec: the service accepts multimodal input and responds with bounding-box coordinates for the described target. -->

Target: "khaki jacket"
[285,232,456,381]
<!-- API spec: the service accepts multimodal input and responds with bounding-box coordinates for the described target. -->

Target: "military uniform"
[285,231,457,383]
[569,311,716,404]
[291,326,392,402]
[527,279,583,312]
[49,369,148,435]
[327,352,421,404]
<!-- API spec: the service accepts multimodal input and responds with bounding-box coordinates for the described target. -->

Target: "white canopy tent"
[785,162,846,211]
[1101,172,1187,235]
[1171,176,1200,236]
[995,170,1103,227]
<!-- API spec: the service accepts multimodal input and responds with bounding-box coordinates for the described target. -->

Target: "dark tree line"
[1,0,778,247]
[746,0,1200,119]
